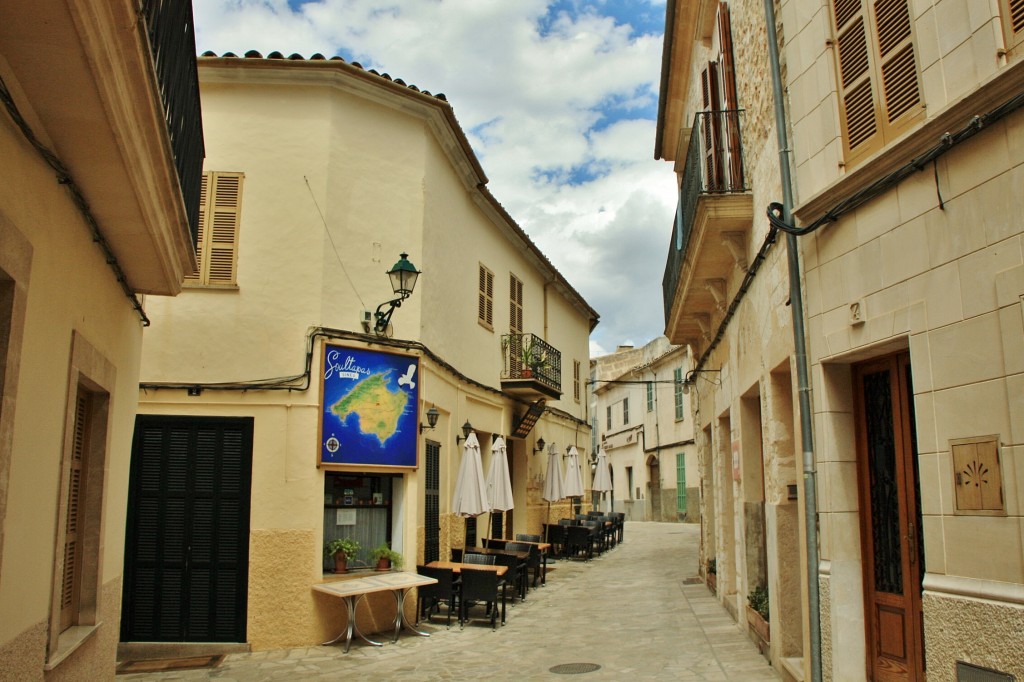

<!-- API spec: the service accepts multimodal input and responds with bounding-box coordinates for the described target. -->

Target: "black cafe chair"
[462,552,495,565]
[516,533,541,543]
[460,567,507,630]
[506,541,541,590]
[544,523,566,558]
[492,552,524,603]
[416,565,459,628]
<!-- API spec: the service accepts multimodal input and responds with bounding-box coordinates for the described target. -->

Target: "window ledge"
[183,283,240,291]
[45,623,102,671]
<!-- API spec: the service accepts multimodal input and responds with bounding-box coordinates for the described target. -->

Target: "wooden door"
[853,353,925,680]
[121,416,253,642]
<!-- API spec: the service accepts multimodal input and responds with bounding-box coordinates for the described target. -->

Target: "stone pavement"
[118,522,780,681]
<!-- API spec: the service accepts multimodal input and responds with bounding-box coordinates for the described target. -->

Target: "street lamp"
[455,420,474,445]
[420,406,440,433]
[374,253,421,334]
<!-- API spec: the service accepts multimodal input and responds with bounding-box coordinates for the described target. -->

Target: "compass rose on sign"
[325,436,340,454]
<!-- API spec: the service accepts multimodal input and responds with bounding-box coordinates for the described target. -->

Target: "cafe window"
[323,472,399,570]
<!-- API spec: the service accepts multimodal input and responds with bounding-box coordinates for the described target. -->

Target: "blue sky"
[194,0,678,355]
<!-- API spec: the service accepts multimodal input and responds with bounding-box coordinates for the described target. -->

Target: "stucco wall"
[923,592,1024,682]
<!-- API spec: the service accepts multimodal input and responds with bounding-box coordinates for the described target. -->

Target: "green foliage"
[707,557,717,574]
[520,337,548,370]
[748,583,769,621]
[325,538,360,560]
[370,544,403,568]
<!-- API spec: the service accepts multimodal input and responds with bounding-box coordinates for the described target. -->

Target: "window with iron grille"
[185,171,243,287]
[424,441,440,563]
[647,381,654,412]
[829,0,923,166]
[674,367,685,420]
[478,265,494,328]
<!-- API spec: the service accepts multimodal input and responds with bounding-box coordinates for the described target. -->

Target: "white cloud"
[193,0,677,350]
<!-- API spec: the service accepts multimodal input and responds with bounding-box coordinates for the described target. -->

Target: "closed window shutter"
[510,274,523,332]
[188,172,243,286]
[717,2,744,190]
[700,64,724,191]
[60,388,91,630]
[832,0,921,165]
[1000,0,1024,50]
[478,265,493,326]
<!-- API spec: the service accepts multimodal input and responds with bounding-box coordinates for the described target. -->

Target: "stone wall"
[923,592,1024,682]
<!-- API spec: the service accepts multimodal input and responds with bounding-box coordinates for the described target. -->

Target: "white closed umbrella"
[452,432,489,518]
[542,442,564,523]
[592,448,612,512]
[487,436,514,512]
[563,446,585,499]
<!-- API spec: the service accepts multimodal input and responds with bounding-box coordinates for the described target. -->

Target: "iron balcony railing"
[501,333,561,394]
[662,109,747,324]
[142,0,205,244]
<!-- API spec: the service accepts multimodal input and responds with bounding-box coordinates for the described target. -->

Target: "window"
[674,368,685,420]
[573,360,581,403]
[478,265,494,328]
[646,381,654,413]
[186,171,243,287]
[830,0,923,166]
[509,273,523,333]
[1001,0,1024,53]
[676,453,687,514]
[626,467,634,499]
[622,398,629,425]
[606,405,612,430]
[424,441,440,563]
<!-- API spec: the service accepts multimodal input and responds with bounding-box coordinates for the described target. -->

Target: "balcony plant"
[520,338,548,378]
[325,538,360,574]
[370,543,403,571]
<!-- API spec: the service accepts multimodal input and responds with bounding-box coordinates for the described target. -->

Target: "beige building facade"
[591,338,698,522]
[0,1,202,679]
[132,53,596,652]
[660,0,1024,680]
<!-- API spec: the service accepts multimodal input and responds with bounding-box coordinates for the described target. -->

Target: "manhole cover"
[550,663,602,675]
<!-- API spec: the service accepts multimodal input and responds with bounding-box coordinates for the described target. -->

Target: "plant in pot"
[325,538,360,574]
[370,544,403,571]
[520,339,548,378]
[746,583,770,644]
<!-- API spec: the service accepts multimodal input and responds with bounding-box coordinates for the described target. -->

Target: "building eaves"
[198,50,599,331]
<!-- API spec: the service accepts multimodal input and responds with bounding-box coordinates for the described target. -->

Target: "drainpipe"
[763,1,822,680]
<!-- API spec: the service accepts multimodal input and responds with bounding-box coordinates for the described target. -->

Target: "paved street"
[118,522,780,681]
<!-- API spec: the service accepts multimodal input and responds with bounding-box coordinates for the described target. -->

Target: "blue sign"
[319,344,420,468]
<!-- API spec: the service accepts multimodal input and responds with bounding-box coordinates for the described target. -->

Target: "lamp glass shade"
[536,437,545,452]
[425,406,439,429]
[461,420,474,439]
[387,253,420,296]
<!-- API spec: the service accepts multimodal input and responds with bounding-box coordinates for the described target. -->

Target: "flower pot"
[706,572,717,595]
[333,553,348,574]
[375,558,391,571]
[521,369,533,379]
[746,605,770,645]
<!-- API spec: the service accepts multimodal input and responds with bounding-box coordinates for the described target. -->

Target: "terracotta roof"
[199,50,447,101]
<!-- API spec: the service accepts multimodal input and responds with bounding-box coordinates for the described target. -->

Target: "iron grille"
[957,661,1016,682]
[501,333,561,394]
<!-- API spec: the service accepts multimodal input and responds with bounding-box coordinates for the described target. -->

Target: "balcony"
[500,333,562,400]
[0,0,203,295]
[662,110,753,351]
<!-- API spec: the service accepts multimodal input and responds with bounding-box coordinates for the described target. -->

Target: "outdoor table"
[425,560,508,576]
[313,572,437,653]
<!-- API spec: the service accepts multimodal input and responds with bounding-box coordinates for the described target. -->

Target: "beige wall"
[783,0,1024,679]
[137,59,594,650]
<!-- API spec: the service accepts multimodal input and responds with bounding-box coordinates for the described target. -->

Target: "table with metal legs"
[313,572,438,653]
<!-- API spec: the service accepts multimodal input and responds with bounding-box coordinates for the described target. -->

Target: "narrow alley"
[118,522,780,681]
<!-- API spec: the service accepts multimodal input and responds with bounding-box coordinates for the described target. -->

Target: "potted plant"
[325,538,360,574]
[746,583,770,647]
[369,544,403,571]
[706,558,717,594]
[520,338,548,378]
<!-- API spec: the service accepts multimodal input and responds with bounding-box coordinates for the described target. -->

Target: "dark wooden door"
[853,353,924,680]
[121,416,253,643]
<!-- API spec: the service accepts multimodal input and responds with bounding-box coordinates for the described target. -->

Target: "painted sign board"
[318,343,419,468]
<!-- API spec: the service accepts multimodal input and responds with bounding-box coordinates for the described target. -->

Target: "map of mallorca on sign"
[331,372,408,445]
[320,344,419,467]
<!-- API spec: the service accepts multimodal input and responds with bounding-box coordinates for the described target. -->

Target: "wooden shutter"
[832,0,921,165]
[478,265,493,326]
[1001,0,1024,50]
[424,442,440,563]
[717,2,744,190]
[700,64,724,191]
[509,274,523,333]
[60,387,91,630]
[188,172,243,286]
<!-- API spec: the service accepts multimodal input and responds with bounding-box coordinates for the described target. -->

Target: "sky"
[192,0,679,356]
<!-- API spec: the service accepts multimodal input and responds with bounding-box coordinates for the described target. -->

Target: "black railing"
[142,0,205,245]
[662,110,746,324]
[501,333,561,394]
